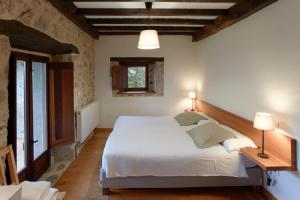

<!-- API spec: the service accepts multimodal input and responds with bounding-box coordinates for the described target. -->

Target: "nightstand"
[240,147,294,171]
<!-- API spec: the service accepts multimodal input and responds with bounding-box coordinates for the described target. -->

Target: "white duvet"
[102,116,249,178]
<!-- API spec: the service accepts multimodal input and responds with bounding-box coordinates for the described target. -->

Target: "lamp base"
[257,152,269,159]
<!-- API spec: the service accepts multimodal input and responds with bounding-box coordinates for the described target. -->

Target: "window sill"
[113,91,160,97]
[121,91,150,94]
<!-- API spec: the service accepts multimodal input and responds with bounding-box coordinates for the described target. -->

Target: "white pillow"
[221,125,256,152]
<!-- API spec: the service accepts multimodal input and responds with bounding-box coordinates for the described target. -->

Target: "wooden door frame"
[29,55,51,181]
[8,52,50,181]
[8,52,30,181]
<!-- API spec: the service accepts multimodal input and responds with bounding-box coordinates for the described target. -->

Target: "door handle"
[33,140,38,144]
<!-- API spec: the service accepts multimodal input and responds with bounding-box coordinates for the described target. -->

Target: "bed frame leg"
[102,187,110,195]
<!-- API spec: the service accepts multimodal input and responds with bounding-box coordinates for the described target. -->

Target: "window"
[111,57,164,96]
[127,66,146,88]
[126,64,149,91]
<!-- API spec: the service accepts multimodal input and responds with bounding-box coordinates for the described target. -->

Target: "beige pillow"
[174,112,207,126]
[187,122,236,149]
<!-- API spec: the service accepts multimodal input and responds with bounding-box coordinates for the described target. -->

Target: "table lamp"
[253,112,274,158]
[188,91,196,111]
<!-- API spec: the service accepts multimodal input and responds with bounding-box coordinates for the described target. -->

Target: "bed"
[100,115,262,194]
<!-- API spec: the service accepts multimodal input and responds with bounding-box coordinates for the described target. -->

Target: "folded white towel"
[21,181,51,200]
[0,185,22,200]
[42,188,59,200]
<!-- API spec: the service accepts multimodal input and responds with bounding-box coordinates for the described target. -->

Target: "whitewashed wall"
[196,0,300,199]
[95,36,200,127]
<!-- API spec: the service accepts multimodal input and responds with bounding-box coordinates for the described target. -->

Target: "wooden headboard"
[195,100,297,171]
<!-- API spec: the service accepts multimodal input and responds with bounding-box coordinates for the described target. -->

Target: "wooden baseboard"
[95,128,113,132]
[261,187,277,200]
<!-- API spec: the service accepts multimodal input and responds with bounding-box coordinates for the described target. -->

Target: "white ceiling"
[85,15,218,20]
[74,2,235,9]
[93,24,204,27]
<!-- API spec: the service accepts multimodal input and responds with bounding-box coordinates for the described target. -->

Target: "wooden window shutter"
[148,63,155,92]
[111,65,126,90]
[49,62,75,147]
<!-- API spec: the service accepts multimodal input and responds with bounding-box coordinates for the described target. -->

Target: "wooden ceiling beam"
[47,0,99,39]
[0,20,79,54]
[78,8,227,16]
[95,26,203,31]
[87,18,213,25]
[192,0,278,41]
[49,0,276,41]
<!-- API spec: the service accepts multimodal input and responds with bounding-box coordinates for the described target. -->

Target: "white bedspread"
[102,116,249,178]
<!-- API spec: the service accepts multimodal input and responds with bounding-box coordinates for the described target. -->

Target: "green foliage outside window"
[128,66,146,88]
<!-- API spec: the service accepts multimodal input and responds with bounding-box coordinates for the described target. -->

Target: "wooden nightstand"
[240,147,294,171]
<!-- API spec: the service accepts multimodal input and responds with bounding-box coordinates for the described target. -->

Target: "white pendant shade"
[138,30,160,49]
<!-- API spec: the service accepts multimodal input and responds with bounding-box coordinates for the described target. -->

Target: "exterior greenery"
[127,66,146,88]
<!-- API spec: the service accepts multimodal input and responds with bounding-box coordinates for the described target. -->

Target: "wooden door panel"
[111,65,126,90]
[60,65,75,144]
[31,151,50,181]
[48,64,56,145]
[49,62,75,147]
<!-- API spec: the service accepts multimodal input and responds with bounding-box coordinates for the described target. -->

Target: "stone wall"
[0,35,10,150]
[0,0,95,165]
[0,0,95,111]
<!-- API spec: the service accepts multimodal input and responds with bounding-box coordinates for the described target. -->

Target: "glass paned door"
[32,62,48,159]
[10,53,50,181]
[16,60,27,173]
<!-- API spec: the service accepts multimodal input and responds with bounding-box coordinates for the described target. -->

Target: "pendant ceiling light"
[138,2,160,50]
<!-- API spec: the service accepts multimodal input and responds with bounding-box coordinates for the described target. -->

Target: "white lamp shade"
[188,91,196,99]
[138,30,160,49]
[253,112,274,131]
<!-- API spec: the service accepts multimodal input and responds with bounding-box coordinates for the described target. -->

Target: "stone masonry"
[0,0,95,176]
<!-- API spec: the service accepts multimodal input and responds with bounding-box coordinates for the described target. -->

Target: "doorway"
[9,52,50,181]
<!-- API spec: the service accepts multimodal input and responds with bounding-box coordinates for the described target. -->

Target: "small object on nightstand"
[253,112,274,159]
[188,91,196,111]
